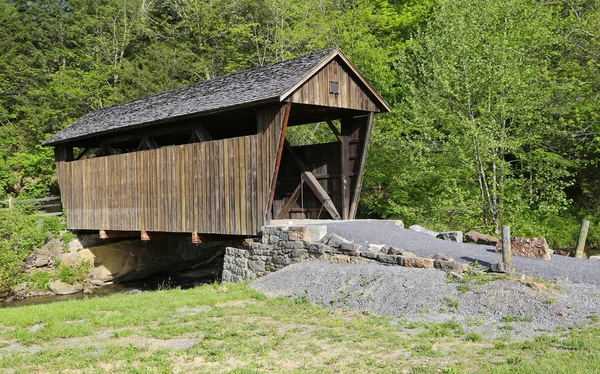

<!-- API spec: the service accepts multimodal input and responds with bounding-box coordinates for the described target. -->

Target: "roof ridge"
[70,48,339,120]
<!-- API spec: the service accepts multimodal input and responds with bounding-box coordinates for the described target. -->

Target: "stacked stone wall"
[222,225,469,282]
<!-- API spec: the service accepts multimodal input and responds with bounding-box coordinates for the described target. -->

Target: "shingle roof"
[44,49,339,146]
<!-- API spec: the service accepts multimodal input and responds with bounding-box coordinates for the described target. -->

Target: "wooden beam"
[54,146,66,162]
[100,143,114,156]
[194,125,212,141]
[340,118,351,220]
[99,230,139,239]
[326,120,343,142]
[302,171,341,220]
[65,147,74,161]
[349,113,374,219]
[267,104,292,220]
[192,232,202,244]
[275,181,303,219]
[283,139,308,171]
[75,147,90,161]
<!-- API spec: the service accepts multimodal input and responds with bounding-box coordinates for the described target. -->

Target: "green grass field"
[0,282,599,373]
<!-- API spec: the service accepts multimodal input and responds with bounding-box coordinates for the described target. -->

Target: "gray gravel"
[322,220,599,285]
[252,260,600,338]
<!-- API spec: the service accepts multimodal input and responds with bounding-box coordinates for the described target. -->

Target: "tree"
[363,0,574,233]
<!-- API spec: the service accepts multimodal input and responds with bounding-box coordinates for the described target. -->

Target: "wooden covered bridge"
[43,48,390,241]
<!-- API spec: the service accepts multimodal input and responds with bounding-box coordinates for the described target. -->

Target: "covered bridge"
[43,48,390,240]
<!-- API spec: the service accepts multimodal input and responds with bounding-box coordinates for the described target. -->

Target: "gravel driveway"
[319,220,599,285]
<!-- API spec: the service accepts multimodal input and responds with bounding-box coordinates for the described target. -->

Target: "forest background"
[1,0,600,249]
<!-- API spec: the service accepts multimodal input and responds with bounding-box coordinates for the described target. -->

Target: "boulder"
[432,253,453,261]
[465,230,499,246]
[589,255,600,261]
[490,262,514,274]
[434,259,468,274]
[326,234,352,248]
[495,237,552,261]
[408,225,439,237]
[402,257,435,268]
[367,244,386,253]
[436,231,463,243]
[88,236,242,283]
[387,247,417,257]
[48,280,83,295]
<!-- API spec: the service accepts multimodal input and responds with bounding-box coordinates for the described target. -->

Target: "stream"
[0,269,219,309]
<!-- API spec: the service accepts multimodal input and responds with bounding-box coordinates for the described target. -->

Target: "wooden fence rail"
[0,196,63,216]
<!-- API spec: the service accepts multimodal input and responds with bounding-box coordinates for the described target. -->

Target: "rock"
[450,272,463,280]
[91,279,107,287]
[86,237,239,283]
[359,251,380,260]
[495,237,552,261]
[554,248,572,257]
[408,225,439,237]
[393,220,405,228]
[339,243,361,252]
[520,279,548,292]
[402,257,435,268]
[434,259,468,274]
[329,255,370,265]
[57,252,78,267]
[436,231,463,243]
[376,253,399,264]
[367,244,386,252]
[48,280,83,295]
[261,225,327,243]
[326,234,352,247]
[465,230,499,246]
[432,253,453,261]
[35,257,51,268]
[490,262,514,274]
[386,247,417,257]
[308,243,333,254]
[590,255,600,261]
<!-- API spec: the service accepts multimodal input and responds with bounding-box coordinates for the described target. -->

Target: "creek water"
[0,270,219,309]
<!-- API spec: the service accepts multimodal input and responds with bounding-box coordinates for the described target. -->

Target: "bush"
[57,260,92,285]
[28,270,53,291]
[0,208,68,295]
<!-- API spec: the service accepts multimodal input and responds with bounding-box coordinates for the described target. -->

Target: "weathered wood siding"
[286,58,379,112]
[56,104,288,235]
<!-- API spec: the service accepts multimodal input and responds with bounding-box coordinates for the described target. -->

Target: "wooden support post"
[284,139,308,171]
[65,147,74,162]
[349,113,374,220]
[266,104,292,222]
[502,225,513,271]
[575,219,590,258]
[75,147,90,161]
[326,120,343,142]
[302,171,341,220]
[340,118,351,220]
[275,181,303,219]
[192,232,202,244]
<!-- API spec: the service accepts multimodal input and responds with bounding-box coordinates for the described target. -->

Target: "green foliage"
[0,0,600,250]
[57,261,92,285]
[28,271,53,291]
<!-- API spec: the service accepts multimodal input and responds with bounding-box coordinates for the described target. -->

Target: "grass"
[1,282,600,373]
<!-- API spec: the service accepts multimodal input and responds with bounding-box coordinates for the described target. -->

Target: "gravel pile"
[252,260,600,338]
[323,220,599,285]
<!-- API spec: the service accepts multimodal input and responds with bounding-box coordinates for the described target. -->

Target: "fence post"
[502,225,513,272]
[575,219,590,259]
[7,197,12,209]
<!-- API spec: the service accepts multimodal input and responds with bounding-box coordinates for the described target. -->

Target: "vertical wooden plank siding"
[286,58,379,112]
[55,104,288,235]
